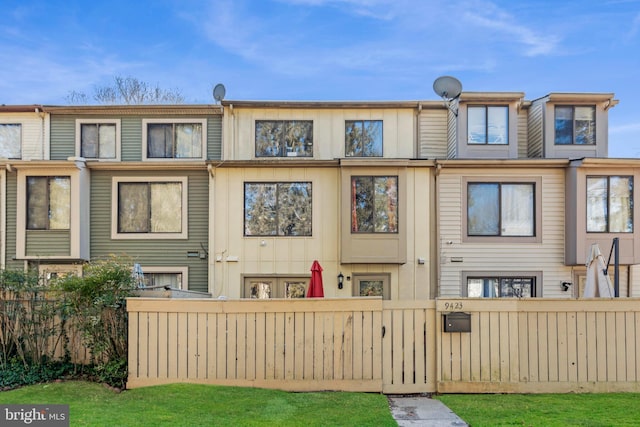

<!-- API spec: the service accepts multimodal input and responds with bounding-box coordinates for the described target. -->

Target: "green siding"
[121,117,142,161]
[90,170,209,292]
[26,230,71,256]
[207,116,222,160]
[50,115,75,160]
[5,173,21,270]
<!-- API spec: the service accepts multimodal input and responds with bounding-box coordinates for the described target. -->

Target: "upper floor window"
[112,176,188,239]
[345,120,382,157]
[27,176,71,230]
[587,176,633,233]
[255,120,313,157]
[244,182,312,236]
[142,119,206,160]
[467,276,536,298]
[77,120,119,160]
[0,123,21,159]
[351,176,398,233]
[555,106,595,145]
[467,182,534,237]
[467,106,508,145]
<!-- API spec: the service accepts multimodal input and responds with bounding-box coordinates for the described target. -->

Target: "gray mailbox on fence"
[443,312,471,333]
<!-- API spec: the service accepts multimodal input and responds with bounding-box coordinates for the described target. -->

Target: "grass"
[435,393,640,426]
[0,381,396,426]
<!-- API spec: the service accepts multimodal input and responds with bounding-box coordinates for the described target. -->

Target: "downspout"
[432,160,442,299]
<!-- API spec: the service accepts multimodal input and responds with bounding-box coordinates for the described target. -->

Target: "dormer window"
[467,106,508,145]
[554,106,595,145]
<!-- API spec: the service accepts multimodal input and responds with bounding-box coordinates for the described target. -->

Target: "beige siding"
[631,265,640,297]
[224,107,416,161]
[437,167,571,297]
[517,110,529,158]
[527,101,544,158]
[418,109,447,159]
[446,111,457,159]
[1,112,48,160]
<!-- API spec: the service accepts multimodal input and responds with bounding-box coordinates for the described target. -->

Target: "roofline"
[42,104,223,115]
[221,100,441,109]
[0,105,45,113]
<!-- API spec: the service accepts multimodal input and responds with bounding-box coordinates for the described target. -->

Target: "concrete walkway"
[388,395,468,426]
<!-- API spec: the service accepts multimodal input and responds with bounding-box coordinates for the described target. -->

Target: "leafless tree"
[66,76,185,105]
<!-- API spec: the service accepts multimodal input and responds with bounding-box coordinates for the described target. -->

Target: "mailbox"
[443,312,471,333]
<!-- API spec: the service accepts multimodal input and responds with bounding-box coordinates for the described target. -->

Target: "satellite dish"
[433,76,462,101]
[213,83,226,103]
[433,76,462,116]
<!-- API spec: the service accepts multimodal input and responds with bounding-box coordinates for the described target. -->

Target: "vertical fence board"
[197,312,207,379]
[147,312,158,379]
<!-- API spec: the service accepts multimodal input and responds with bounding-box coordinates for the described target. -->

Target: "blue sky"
[1,0,639,157]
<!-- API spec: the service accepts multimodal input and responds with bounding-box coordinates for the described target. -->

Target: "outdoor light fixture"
[561,282,572,292]
[338,272,344,289]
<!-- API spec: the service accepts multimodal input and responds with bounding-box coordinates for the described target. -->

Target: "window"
[76,120,119,159]
[140,267,188,290]
[38,264,82,286]
[467,106,508,145]
[255,120,313,157]
[26,176,71,230]
[243,277,309,299]
[345,120,382,157]
[467,276,536,298]
[467,182,534,237]
[351,176,398,233]
[352,274,390,299]
[143,119,205,159]
[555,106,595,145]
[112,177,188,239]
[244,182,312,236]
[0,123,21,158]
[587,176,633,233]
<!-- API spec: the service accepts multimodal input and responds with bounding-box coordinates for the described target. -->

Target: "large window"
[255,120,313,157]
[244,182,312,236]
[467,106,508,145]
[351,176,398,233]
[112,177,188,239]
[77,120,119,159]
[555,106,595,145]
[467,182,534,237]
[243,277,309,299]
[345,120,382,157]
[143,119,205,159]
[467,276,536,298]
[141,267,188,290]
[587,176,633,233]
[26,176,71,230]
[0,123,21,159]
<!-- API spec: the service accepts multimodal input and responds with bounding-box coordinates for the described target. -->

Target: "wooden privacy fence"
[437,298,640,393]
[126,298,437,392]
[127,297,640,393]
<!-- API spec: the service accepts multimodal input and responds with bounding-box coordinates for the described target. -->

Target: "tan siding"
[2,112,48,160]
[527,101,544,158]
[517,111,529,158]
[438,168,571,297]
[631,265,640,297]
[226,107,416,161]
[418,109,447,159]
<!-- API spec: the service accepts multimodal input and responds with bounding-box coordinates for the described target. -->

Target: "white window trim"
[461,271,543,297]
[142,118,207,161]
[111,176,189,240]
[140,266,188,290]
[38,264,83,285]
[75,119,121,161]
[0,122,22,159]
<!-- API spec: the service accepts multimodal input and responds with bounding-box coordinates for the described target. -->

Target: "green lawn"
[436,393,640,426]
[0,381,396,426]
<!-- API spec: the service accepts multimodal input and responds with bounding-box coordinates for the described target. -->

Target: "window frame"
[75,119,121,161]
[142,118,207,161]
[140,266,188,290]
[351,273,390,300]
[462,271,542,298]
[0,123,22,159]
[243,181,313,237]
[462,177,542,243]
[111,176,189,240]
[466,105,509,145]
[345,119,383,157]
[350,175,399,234]
[26,176,71,230]
[242,276,310,299]
[586,175,634,233]
[254,120,314,158]
[554,105,596,145]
